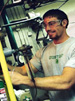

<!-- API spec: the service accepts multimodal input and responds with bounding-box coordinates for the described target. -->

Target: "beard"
[49,34,60,40]
[47,30,62,40]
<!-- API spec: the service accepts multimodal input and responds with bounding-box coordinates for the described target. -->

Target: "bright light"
[13,0,22,3]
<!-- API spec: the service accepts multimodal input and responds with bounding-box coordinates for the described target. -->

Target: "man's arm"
[9,67,75,90]
[7,64,26,75]
[7,63,38,75]
[34,67,75,90]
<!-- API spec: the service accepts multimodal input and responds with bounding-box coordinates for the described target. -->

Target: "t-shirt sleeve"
[65,57,75,68]
[65,46,75,68]
[30,48,43,71]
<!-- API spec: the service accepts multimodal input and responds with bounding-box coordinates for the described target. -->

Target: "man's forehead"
[43,16,58,23]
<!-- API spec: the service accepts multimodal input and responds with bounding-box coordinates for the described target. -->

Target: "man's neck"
[53,35,69,44]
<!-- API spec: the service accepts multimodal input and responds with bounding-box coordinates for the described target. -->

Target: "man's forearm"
[7,64,27,75]
[34,70,75,91]
[34,76,69,90]
[32,67,75,91]
[8,63,38,76]
[20,75,70,91]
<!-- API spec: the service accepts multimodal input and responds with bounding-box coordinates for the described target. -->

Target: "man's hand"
[9,71,34,87]
[9,71,24,85]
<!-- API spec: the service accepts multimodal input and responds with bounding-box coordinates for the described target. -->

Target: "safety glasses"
[42,20,61,28]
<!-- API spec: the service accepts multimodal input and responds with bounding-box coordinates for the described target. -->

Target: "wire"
[0,0,10,16]
[58,0,69,9]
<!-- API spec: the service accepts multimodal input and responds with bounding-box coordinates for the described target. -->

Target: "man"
[9,9,75,101]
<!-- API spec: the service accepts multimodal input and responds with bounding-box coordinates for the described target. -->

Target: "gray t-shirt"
[30,37,75,101]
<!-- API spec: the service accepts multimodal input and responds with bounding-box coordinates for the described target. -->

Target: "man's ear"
[62,19,67,28]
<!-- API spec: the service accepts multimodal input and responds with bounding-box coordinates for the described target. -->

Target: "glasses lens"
[42,20,61,28]
[49,21,56,26]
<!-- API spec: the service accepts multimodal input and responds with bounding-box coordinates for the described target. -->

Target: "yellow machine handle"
[0,41,17,101]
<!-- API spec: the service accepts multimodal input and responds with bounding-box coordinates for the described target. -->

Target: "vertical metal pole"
[1,1,18,50]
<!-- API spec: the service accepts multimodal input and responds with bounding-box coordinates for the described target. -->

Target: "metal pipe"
[1,17,41,28]
[1,2,18,49]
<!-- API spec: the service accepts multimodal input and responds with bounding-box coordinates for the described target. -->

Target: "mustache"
[47,30,56,34]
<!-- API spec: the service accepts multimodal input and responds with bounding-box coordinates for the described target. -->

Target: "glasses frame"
[42,20,61,28]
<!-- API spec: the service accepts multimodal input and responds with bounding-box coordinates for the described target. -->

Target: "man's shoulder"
[69,37,75,41]
[69,37,75,45]
[67,37,75,52]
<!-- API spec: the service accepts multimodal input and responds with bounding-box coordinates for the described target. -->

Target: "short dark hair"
[43,9,69,28]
